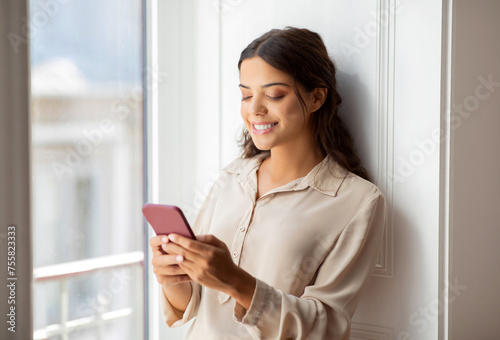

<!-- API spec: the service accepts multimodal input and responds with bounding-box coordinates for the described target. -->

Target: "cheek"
[240,106,247,119]
[280,103,305,124]
[240,106,251,127]
[278,95,303,115]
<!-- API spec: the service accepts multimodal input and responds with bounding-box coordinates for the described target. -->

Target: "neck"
[265,142,324,182]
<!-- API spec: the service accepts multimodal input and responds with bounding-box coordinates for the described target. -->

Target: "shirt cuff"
[233,278,272,325]
[160,282,200,327]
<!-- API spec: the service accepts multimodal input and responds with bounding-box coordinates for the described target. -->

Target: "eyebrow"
[238,82,290,89]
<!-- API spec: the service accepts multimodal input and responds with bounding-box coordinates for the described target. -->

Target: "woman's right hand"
[149,235,192,286]
[150,235,193,313]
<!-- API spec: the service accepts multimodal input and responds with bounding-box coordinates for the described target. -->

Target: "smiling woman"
[150,27,386,340]
[239,57,322,161]
[237,28,369,182]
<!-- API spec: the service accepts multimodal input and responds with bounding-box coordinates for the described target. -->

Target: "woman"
[150,27,386,339]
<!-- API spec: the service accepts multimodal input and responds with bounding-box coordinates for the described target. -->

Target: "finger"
[197,234,227,249]
[162,241,204,263]
[150,236,170,256]
[152,255,190,278]
[178,260,197,273]
[168,233,213,255]
[177,261,198,281]
[154,263,187,276]
[149,235,169,248]
[161,242,169,254]
[152,253,185,267]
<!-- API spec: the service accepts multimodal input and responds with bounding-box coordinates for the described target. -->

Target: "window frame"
[0,1,32,339]
[0,0,152,339]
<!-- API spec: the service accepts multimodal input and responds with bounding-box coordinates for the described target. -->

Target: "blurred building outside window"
[30,1,145,339]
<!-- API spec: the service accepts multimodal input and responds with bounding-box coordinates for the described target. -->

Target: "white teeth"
[254,123,276,130]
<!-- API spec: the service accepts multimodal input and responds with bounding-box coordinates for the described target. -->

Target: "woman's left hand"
[164,233,256,309]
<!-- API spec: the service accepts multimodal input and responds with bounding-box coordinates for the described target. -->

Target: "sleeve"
[159,171,227,327]
[233,192,386,340]
[160,282,201,327]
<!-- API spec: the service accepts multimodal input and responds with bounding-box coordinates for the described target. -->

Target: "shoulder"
[315,156,385,206]
[339,171,386,223]
[342,172,384,201]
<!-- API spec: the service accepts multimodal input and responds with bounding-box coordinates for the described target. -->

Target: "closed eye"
[267,95,284,102]
[241,96,252,101]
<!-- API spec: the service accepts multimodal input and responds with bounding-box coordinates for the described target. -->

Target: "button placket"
[230,206,252,265]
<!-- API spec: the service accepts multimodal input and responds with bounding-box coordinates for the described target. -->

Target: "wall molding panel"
[351,322,394,340]
[373,0,395,278]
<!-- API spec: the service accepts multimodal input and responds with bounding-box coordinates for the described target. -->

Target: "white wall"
[155,1,445,339]
[448,1,500,338]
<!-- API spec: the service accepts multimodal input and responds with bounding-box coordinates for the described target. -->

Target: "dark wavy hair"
[238,27,369,181]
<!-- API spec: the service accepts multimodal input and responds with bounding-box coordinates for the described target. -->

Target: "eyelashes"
[267,95,284,102]
[241,95,284,102]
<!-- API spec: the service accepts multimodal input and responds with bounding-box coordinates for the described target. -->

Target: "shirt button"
[232,251,239,258]
[239,226,246,232]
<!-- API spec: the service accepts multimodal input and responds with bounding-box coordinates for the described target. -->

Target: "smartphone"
[142,204,196,240]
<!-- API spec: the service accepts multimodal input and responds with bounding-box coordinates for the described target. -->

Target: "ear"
[311,87,328,113]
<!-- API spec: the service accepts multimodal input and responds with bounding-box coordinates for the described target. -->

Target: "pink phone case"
[142,204,196,240]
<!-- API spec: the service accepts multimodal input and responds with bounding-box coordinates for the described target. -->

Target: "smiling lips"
[252,122,278,135]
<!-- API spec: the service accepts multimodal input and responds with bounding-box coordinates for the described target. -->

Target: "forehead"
[239,57,292,85]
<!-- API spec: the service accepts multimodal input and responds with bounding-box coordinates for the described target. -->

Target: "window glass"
[30,0,144,338]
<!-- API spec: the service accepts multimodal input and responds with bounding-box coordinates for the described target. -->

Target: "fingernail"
[169,234,177,242]
[176,255,183,263]
[161,236,168,243]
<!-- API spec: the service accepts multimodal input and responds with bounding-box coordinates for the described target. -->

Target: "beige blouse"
[160,153,386,340]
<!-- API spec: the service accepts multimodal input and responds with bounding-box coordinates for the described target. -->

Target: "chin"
[251,142,271,152]
[252,142,270,151]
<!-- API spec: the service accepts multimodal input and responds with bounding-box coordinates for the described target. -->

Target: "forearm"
[162,282,192,313]
[227,267,256,310]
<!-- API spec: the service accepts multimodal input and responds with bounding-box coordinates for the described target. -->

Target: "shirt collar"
[296,155,348,197]
[225,153,348,198]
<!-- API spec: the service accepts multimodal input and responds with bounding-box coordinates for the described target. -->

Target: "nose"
[248,94,268,116]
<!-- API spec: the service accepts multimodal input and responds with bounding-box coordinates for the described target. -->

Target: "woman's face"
[239,57,317,153]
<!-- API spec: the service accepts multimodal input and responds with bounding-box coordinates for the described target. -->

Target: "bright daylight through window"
[30,0,145,339]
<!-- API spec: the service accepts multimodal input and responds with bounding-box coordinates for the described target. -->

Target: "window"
[30,0,145,338]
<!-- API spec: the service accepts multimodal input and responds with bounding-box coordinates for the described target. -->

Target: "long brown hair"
[238,27,369,181]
